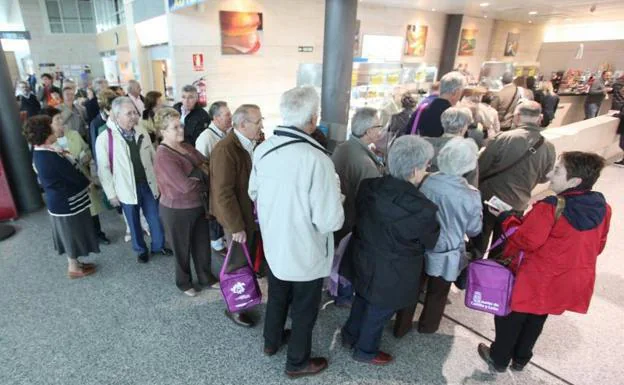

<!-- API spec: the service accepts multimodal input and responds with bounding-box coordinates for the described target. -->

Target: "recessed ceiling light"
[480,2,490,6]
[484,15,488,18]
[432,8,436,11]
[529,11,538,15]
[564,18,571,21]
[529,20,533,23]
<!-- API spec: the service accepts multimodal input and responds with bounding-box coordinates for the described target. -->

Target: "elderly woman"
[425,107,479,187]
[154,107,218,297]
[42,106,110,244]
[340,135,440,365]
[26,115,99,278]
[417,137,483,333]
[140,91,164,144]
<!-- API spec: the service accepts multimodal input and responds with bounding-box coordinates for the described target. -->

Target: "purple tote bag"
[219,241,262,313]
[465,227,522,317]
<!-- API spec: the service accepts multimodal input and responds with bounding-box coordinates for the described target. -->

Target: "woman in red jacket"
[478,151,611,372]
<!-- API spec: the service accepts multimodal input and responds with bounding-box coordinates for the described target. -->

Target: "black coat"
[174,102,211,146]
[341,175,440,310]
[403,98,451,138]
[17,94,41,117]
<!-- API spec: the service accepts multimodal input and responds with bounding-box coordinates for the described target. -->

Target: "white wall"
[167,0,325,117]
[19,0,104,80]
[538,40,624,77]
[455,16,494,77]
[487,20,545,64]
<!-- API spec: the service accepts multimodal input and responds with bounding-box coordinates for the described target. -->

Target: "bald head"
[513,101,542,125]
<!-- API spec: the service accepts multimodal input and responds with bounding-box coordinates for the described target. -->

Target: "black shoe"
[137,252,149,263]
[97,233,111,245]
[285,357,328,378]
[224,310,254,328]
[478,343,507,373]
[155,248,173,256]
[510,361,526,371]
[264,329,291,356]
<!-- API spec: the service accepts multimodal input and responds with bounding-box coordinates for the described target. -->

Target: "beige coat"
[492,84,521,130]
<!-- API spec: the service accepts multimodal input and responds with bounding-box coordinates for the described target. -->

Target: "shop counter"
[550,92,614,127]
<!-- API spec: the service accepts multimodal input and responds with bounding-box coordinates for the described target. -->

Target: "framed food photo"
[219,11,263,55]
[404,25,428,57]
[458,28,478,56]
[504,32,520,57]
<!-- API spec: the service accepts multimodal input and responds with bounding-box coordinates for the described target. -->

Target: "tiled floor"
[2,165,623,385]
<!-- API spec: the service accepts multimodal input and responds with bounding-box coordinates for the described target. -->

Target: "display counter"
[549,93,614,127]
[532,114,620,197]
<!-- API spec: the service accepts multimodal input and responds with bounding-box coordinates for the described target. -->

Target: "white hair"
[111,96,135,116]
[388,136,434,181]
[441,107,472,135]
[350,107,378,138]
[440,71,467,96]
[438,137,478,176]
[280,86,319,129]
[127,79,140,93]
[232,104,260,128]
[514,101,542,124]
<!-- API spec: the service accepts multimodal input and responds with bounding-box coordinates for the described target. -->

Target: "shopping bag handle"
[220,239,254,277]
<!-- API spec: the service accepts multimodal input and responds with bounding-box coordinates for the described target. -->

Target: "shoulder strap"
[260,139,307,160]
[208,126,222,138]
[410,103,429,135]
[107,128,113,174]
[480,135,545,183]
[502,86,520,119]
[555,195,566,221]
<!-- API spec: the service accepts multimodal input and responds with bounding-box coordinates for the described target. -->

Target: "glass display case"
[478,61,514,91]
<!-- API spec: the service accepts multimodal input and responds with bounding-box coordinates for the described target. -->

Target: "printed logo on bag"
[471,290,500,311]
[231,281,246,295]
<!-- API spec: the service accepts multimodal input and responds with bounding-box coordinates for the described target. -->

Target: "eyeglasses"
[369,125,383,130]
[246,117,264,126]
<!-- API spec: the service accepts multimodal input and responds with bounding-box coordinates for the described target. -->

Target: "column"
[0,41,43,213]
[320,0,358,147]
[438,14,464,79]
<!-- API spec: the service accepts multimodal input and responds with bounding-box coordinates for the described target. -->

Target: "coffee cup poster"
[404,25,428,57]
[220,11,264,55]
[458,28,478,56]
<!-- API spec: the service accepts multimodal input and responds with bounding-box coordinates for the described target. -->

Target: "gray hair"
[280,86,320,129]
[441,107,472,135]
[440,71,467,96]
[350,107,379,138]
[182,84,198,94]
[232,104,260,128]
[209,101,228,119]
[111,96,135,116]
[388,136,434,181]
[502,72,514,85]
[438,137,478,176]
[127,79,140,92]
[93,78,108,93]
[514,101,542,123]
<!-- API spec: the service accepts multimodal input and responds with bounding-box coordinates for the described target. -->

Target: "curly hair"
[154,107,181,132]
[97,88,118,111]
[24,115,53,146]
[40,106,61,118]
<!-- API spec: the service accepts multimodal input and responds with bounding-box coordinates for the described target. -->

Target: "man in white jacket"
[249,86,344,378]
[95,97,171,263]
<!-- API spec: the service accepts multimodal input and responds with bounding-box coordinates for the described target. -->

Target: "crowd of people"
[18,69,613,378]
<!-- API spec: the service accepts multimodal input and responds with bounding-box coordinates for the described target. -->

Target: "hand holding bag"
[219,241,262,313]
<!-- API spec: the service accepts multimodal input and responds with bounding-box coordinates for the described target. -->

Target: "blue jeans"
[342,294,395,361]
[584,102,600,119]
[121,182,165,255]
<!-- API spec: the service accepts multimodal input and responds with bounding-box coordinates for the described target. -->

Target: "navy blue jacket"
[33,148,90,216]
[404,97,451,137]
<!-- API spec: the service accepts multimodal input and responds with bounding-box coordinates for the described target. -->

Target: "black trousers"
[471,206,502,258]
[264,269,323,371]
[209,217,224,242]
[418,275,452,333]
[92,214,105,237]
[490,311,548,367]
[160,205,214,291]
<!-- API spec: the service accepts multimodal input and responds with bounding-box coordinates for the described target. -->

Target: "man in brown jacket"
[210,104,263,327]
[492,72,521,131]
[474,101,556,257]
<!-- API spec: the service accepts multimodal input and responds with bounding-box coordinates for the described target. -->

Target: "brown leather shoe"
[354,351,393,366]
[224,310,255,328]
[285,357,328,378]
[68,266,96,279]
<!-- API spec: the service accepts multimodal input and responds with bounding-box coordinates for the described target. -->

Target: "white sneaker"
[184,288,198,297]
[124,232,131,242]
[208,282,220,290]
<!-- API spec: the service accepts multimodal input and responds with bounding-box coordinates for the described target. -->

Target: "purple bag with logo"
[465,227,522,317]
[219,241,262,313]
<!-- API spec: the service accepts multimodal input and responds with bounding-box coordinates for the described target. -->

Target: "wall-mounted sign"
[220,11,263,55]
[168,0,204,12]
[192,53,204,71]
[298,46,313,53]
[0,31,31,40]
[404,25,428,57]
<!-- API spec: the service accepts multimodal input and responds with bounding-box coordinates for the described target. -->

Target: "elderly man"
[491,72,521,131]
[59,86,89,141]
[85,78,109,127]
[405,71,466,137]
[196,101,232,254]
[127,80,145,116]
[249,86,344,378]
[95,97,171,263]
[585,71,608,119]
[425,107,478,187]
[174,85,211,146]
[474,101,556,257]
[210,104,263,328]
[16,81,41,117]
